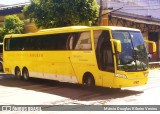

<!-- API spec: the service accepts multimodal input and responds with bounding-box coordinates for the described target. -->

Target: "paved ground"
[0,69,160,113]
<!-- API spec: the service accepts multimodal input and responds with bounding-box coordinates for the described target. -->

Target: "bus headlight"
[115,73,128,79]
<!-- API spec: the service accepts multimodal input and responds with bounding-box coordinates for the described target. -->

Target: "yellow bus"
[3,26,156,88]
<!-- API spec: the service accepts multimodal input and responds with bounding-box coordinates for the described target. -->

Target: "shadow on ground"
[0,73,143,102]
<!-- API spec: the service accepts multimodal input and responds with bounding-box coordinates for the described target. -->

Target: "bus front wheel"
[22,68,29,81]
[83,73,95,87]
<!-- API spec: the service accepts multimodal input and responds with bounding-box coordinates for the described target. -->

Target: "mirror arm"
[110,39,122,53]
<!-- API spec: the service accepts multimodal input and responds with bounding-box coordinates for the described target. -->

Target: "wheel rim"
[87,78,91,86]
[86,76,94,87]
[23,69,29,80]
[15,68,21,78]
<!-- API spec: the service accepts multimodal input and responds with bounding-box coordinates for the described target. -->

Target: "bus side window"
[5,39,10,51]
[67,32,91,50]
[74,31,92,50]
[94,30,114,72]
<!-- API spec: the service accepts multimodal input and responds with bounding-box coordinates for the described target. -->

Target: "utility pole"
[99,0,103,25]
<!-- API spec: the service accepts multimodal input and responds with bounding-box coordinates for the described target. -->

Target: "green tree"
[23,0,99,28]
[0,28,4,42]
[0,15,24,41]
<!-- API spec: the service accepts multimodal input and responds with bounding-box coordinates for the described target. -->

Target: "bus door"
[94,30,115,87]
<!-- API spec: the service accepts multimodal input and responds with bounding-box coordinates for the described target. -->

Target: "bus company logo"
[2,106,11,111]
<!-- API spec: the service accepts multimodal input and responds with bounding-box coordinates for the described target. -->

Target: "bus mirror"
[145,40,156,53]
[110,39,122,53]
[152,42,156,53]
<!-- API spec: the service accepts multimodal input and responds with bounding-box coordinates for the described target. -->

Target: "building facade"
[98,0,160,61]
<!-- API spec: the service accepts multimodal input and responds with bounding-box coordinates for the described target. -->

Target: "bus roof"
[104,26,140,31]
[39,26,140,32]
[4,26,140,38]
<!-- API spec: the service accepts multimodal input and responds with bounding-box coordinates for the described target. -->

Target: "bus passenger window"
[5,39,10,51]
[74,32,92,50]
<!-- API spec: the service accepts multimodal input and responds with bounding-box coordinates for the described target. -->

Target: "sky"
[0,0,30,5]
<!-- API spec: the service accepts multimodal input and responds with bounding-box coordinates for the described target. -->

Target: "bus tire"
[15,67,21,79]
[22,68,29,81]
[0,62,3,72]
[83,73,95,87]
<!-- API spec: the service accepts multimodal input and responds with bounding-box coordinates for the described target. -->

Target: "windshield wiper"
[133,47,147,70]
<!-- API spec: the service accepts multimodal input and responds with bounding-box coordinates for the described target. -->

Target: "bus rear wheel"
[15,67,21,79]
[0,62,3,72]
[22,68,29,81]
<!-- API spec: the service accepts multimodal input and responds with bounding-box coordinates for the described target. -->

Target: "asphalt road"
[0,69,160,110]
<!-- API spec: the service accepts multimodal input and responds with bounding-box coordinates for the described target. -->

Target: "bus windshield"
[112,30,148,72]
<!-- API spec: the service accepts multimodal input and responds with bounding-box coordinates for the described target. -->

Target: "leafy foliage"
[0,15,24,42]
[23,0,99,28]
